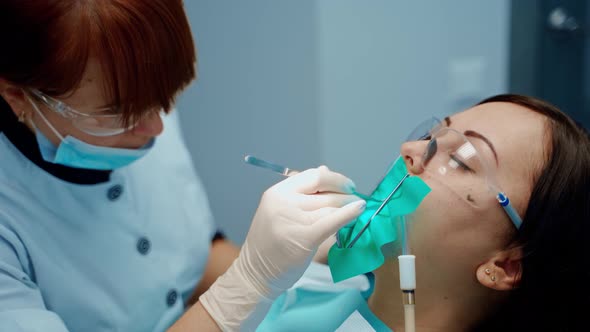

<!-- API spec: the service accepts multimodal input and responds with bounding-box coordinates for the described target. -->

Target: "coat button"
[107,185,123,201]
[166,289,178,307]
[137,237,151,255]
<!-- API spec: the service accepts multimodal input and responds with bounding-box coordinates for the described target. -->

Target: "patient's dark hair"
[471,94,590,332]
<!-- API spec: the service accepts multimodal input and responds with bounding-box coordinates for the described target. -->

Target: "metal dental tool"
[244,155,374,201]
[244,154,375,247]
[244,155,299,177]
[345,173,410,248]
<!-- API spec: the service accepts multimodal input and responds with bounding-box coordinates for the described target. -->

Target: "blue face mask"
[35,130,154,170]
[28,96,154,170]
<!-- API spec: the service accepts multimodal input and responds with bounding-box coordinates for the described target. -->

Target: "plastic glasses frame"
[26,89,135,137]
[416,118,523,230]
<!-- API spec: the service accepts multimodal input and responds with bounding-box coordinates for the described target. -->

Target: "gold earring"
[18,111,26,123]
[484,268,491,275]
[491,275,497,282]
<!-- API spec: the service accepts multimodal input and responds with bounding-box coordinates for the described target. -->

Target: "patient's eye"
[450,154,475,173]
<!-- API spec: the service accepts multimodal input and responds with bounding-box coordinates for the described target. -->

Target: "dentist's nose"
[132,111,164,137]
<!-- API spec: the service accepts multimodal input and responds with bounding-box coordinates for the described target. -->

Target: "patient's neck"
[368,260,491,332]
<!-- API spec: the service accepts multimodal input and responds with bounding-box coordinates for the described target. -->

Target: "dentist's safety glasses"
[26,89,142,137]
[411,117,522,229]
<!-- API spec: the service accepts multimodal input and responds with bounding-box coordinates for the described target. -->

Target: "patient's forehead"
[450,102,547,212]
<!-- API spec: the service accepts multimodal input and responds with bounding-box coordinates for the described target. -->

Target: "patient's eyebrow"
[444,116,498,165]
[464,130,498,165]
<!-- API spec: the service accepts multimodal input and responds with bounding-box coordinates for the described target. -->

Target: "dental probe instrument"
[345,173,410,248]
[244,154,374,247]
[244,155,374,201]
[244,155,298,177]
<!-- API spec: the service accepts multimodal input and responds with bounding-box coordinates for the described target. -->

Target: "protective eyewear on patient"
[408,117,523,229]
[26,89,139,137]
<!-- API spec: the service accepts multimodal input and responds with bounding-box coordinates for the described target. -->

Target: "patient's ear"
[476,247,523,291]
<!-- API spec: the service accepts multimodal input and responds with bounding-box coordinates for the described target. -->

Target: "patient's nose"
[400,141,427,175]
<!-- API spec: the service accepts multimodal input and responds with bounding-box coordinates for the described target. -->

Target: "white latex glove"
[200,166,366,331]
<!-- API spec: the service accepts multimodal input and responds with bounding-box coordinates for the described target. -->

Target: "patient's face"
[399,102,546,286]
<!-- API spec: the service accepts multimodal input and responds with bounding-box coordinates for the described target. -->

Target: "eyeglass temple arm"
[497,192,523,229]
[28,89,64,111]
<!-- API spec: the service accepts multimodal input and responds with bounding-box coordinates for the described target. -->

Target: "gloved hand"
[200,166,366,331]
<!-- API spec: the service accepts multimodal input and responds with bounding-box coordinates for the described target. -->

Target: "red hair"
[0,0,196,123]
